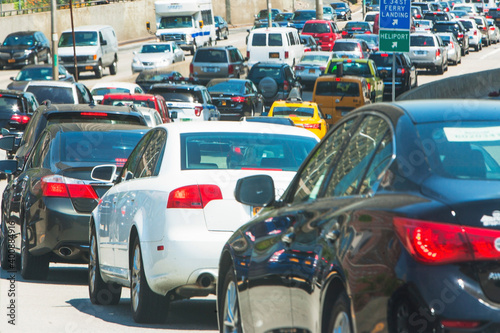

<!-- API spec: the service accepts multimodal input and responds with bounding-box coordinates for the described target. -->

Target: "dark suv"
[369,52,418,98]
[330,2,352,20]
[247,62,301,108]
[0,31,51,69]
[0,89,39,139]
[190,46,247,85]
[432,21,470,55]
[423,11,453,23]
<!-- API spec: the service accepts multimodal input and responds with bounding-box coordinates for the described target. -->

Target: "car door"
[368,60,384,102]
[112,129,167,274]
[403,53,417,88]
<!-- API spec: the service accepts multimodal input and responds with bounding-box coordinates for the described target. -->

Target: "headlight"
[132,58,141,65]
[24,49,33,55]
[88,55,97,61]
[341,11,346,15]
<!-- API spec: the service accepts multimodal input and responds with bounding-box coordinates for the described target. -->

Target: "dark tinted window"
[269,33,283,46]
[3,33,34,46]
[26,86,75,104]
[194,49,228,63]
[249,66,282,80]
[59,31,98,47]
[369,53,403,67]
[433,23,460,32]
[332,42,358,51]
[410,35,435,46]
[302,23,331,33]
[292,11,316,20]
[0,97,23,115]
[315,81,360,96]
[252,33,267,46]
[150,87,203,103]
[206,80,245,94]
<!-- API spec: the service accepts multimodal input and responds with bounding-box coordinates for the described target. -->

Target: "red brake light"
[295,66,305,71]
[194,106,203,117]
[189,63,193,75]
[458,33,464,38]
[490,26,496,30]
[41,175,98,199]
[381,53,389,57]
[228,64,234,75]
[441,320,481,329]
[247,51,250,58]
[342,31,348,35]
[231,96,246,103]
[367,82,371,91]
[450,41,455,49]
[283,80,290,91]
[416,14,422,18]
[474,30,478,35]
[11,114,30,124]
[80,112,108,117]
[436,49,441,57]
[285,51,289,59]
[397,68,406,75]
[167,185,222,209]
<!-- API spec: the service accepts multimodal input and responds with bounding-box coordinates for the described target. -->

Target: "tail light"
[367,83,371,91]
[486,15,492,19]
[303,123,321,129]
[441,320,481,329]
[319,66,326,72]
[231,96,246,103]
[41,175,98,199]
[295,66,305,71]
[284,51,289,59]
[416,14,421,19]
[194,106,203,117]
[397,68,406,75]
[11,114,30,124]
[381,53,389,57]
[228,64,234,75]
[189,63,193,75]
[458,33,464,39]
[393,217,500,265]
[283,80,290,91]
[474,30,478,35]
[445,7,449,11]
[247,51,250,58]
[490,26,496,30]
[304,48,311,52]
[436,49,441,57]
[364,30,371,34]
[342,30,348,36]
[483,27,487,31]
[167,184,222,209]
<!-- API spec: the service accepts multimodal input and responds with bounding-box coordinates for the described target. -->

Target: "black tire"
[32,54,39,65]
[89,224,122,305]
[326,292,353,333]
[109,58,118,75]
[46,52,52,65]
[190,43,197,56]
[436,63,444,75]
[216,31,221,40]
[391,297,422,333]
[130,237,169,323]
[95,61,103,79]
[224,29,229,40]
[219,269,242,333]
[20,220,49,280]
[474,44,479,52]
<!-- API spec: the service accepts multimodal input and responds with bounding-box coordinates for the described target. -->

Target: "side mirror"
[199,20,204,28]
[101,40,108,46]
[146,21,151,31]
[9,77,14,81]
[170,111,178,120]
[91,164,117,182]
[234,175,275,207]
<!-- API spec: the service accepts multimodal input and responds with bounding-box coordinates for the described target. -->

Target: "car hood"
[135,53,172,62]
[0,45,34,52]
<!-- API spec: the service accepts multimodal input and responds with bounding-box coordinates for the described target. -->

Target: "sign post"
[379,0,411,101]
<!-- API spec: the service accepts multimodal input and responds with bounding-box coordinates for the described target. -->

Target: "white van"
[58,25,118,79]
[247,27,304,68]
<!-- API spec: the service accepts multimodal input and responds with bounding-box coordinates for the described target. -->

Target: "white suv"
[459,18,483,51]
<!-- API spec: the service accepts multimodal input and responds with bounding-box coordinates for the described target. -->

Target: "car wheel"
[109,58,118,75]
[20,220,49,280]
[216,31,221,40]
[46,52,52,65]
[32,54,39,65]
[326,292,353,333]
[219,269,243,333]
[191,43,197,56]
[474,44,479,52]
[392,298,423,333]
[437,63,444,75]
[95,61,103,79]
[89,224,122,305]
[130,237,169,323]
[224,28,229,40]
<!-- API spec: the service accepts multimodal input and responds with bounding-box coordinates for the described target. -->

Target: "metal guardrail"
[0,0,133,17]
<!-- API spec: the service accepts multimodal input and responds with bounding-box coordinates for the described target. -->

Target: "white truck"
[152,0,216,55]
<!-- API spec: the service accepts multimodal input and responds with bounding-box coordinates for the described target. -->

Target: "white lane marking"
[480,46,500,60]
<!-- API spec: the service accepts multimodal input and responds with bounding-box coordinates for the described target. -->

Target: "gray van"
[58,25,118,78]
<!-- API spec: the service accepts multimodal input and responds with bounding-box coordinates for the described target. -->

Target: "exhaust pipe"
[59,247,73,257]
[197,273,214,288]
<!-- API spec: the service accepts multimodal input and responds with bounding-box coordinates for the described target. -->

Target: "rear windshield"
[302,23,331,33]
[345,22,371,30]
[181,132,317,171]
[248,66,282,80]
[251,33,283,47]
[3,34,34,46]
[315,81,360,97]
[46,112,145,125]
[460,20,474,29]
[206,81,245,94]
[369,53,403,66]
[432,24,460,32]
[332,42,359,51]
[27,86,74,104]
[292,11,316,20]
[194,49,228,63]
[0,97,23,115]
[331,3,348,8]
[149,88,203,103]
[92,87,131,96]
[488,9,500,18]
[300,54,331,64]
[102,98,156,109]
[423,13,449,21]
[272,106,315,117]
[410,35,435,47]
[326,61,372,77]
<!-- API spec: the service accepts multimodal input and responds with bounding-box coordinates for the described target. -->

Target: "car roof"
[250,27,299,33]
[302,51,332,56]
[252,62,288,68]
[62,25,112,33]
[6,31,38,37]
[149,83,205,90]
[102,93,158,100]
[0,89,30,98]
[25,80,77,87]
[38,103,144,115]
[156,121,319,139]
[91,82,141,90]
[304,19,332,23]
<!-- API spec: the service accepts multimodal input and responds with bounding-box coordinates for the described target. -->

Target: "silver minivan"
[58,25,118,79]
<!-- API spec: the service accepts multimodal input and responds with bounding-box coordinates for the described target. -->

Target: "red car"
[301,19,342,51]
[101,93,172,123]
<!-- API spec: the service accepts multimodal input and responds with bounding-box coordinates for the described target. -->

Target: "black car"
[214,16,229,40]
[0,31,51,69]
[7,64,75,91]
[0,89,39,139]
[0,123,148,280]
[206,78,265,120]
[342,21,373,38]
[369,51,418,98]
[254,8,282,25]
[275,12,294,27]
[423,11,453,23]
[9,103,148,170]
[330,2,352,20]
[135,69,186,93]
[218,99,500,333]
[247,62,301,108]
[432,20,470,55]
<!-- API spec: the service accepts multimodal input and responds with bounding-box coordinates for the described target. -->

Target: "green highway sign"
[379,29,410,52]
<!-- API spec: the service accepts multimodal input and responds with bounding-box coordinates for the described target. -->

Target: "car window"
[315,80,360,97]
[77,83,92,103]
[194,49,228,63]
[303,23,331,34]
[290,117,358,203]
[410,35,435,47]
[252,33,267,46]
[135,129,166,178]
[269,33,283,46]
[323,115,391,197]
[0,96,23,115]
[27,130,50,169]
[27,86,74,104]
[119,130,155,181]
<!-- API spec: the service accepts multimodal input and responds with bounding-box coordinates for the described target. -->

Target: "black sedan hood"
[421,175,500,228]
[0,45,32,52]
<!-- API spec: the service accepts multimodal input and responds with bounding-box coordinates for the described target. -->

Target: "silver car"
[487,18,500,44]
[436,32,462,65]
[409,33,448,74]
[131,42,185,73]
[190,46,247,85]
[294,51,333,87]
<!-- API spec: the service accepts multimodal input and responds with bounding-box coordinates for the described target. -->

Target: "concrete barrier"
[397,68,500,100]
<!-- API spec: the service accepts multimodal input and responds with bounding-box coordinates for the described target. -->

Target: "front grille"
[60,55,90,63]
[160,34,185,42]
[142,62,154,66]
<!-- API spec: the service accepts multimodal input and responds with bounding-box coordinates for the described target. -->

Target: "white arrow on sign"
[392,42,398,48]
[392,19,398,25]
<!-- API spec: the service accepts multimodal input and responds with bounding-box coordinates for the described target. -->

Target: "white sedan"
[131,41,186,73]
[88,121,319,323]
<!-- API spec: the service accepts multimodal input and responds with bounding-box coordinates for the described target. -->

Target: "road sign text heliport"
[379,30,410,52]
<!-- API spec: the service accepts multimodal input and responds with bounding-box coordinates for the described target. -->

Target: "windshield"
[272,106,315,117]
[140,44,171,53]
[302,23,331,33]
[417,122,500,180]
[300,54,330,64]
[326,61,372,77]
[102,98,156,109]
[293,11,316,20]
[206,81,245,94]
[181,132,317,171]
[16,67,54,81]
[159,16,193,29]
[91,87,131,96]
[59,32,98,47]
[151,89,203,103]
[3,34,34,46]
[331,3,348,9]
[410,35,435,47]
[315,80,361,97]
[0,97,23,115]
[332,42,359,51]
[26,86,74,104]
[275,13,293,21]
[194,49,228,63]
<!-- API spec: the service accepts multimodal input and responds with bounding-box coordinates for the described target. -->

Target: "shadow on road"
[67,297,218,330]
[0,263,88,286]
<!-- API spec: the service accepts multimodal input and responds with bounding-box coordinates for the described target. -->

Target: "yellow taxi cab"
[268,96,330,139]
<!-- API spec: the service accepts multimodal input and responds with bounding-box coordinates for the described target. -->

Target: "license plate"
[269,52,279,58]
[222,100,226,106]
[253,207,262,216]
[7,59,15,63]
[415,51,426,55]
[309,69,315,74]
[341,55,349,58]
[85,65,93,70]
[204,67,217,72]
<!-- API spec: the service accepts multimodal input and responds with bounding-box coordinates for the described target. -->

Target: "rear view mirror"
[234,175,275,207]
[91,164,117,182]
